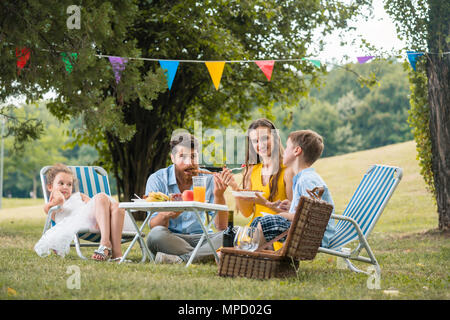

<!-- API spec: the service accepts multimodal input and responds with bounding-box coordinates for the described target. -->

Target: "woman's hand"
[255,193,291,213]
[277,199,291,212]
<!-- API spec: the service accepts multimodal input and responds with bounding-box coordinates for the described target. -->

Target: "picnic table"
[118,201,229,266]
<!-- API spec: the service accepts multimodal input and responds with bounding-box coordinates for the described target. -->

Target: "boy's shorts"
[250,215,291,242]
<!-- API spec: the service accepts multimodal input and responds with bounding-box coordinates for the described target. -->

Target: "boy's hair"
[46,163,74,186]
[288,130,324,165]
[170,132,199,154]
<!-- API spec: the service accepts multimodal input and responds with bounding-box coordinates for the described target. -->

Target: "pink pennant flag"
[255,60,275,81]
[108,56,128,84]
[357,56,375,64]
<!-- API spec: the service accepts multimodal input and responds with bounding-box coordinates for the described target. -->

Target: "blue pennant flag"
[159,60,179,90]
[406,51,424,71]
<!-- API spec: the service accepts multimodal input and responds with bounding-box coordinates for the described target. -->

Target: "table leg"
[120,210,154,264]
[185,210,219,267]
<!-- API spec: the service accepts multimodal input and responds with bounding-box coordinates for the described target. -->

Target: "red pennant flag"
[16,47,31,74]
[255,60,275,81]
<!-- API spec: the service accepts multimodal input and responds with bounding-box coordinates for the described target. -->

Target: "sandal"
[91,244,112,261]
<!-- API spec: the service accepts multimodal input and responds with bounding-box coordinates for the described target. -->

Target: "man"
[145,132,228,264]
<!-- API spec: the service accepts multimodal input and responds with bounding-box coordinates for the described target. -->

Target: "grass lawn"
[0,140,448,300]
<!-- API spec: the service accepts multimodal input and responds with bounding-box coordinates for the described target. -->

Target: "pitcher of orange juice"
[192,176,207,202]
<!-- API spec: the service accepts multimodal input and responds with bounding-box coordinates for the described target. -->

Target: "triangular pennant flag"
[302,58,321,68]
[406,51,424,71]
[159,60,179,90]
[61,52,78,73]
[108,56,128,84]
[357,56,375,64]
[16,47,31,74]
[255,60,275,81]
[205,61,225,90]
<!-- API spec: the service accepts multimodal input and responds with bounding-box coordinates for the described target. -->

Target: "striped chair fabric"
[327,165,401,250]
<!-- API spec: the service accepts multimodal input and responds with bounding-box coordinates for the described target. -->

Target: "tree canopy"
[1,0,372,201]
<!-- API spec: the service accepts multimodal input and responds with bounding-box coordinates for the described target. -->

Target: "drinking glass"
[233,226,260,251]
[192,176,207,202]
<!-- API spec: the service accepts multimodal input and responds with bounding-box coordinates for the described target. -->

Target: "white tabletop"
[119,201,229,212]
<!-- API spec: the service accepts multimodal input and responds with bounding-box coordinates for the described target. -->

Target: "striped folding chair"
[317,164,403,276]
[40,165,147,261]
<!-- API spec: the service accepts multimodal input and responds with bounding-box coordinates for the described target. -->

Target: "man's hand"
[150,211,183,228]
[213,172,228,197]
[165,211,183,219]
[219,167,239,190]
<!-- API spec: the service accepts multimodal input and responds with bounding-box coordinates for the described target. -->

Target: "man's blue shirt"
[145,164,215,234]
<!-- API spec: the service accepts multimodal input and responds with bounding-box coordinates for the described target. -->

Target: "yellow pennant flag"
[205,61,225,90]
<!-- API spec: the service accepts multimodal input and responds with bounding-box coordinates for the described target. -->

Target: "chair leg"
[73,235,88,260]
[344,258,370,275]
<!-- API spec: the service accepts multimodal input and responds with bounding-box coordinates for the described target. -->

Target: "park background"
[0,0,448,300]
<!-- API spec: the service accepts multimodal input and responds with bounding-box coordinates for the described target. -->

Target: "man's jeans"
[146,226,224,262]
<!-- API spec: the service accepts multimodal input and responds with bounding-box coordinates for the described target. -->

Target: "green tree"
[3,102,68,198]
[385,0,450,232]
[0,0,371,203]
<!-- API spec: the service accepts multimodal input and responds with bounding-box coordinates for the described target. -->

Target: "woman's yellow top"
[248,163,288,251]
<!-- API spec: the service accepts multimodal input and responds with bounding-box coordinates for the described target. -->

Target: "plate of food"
[231,190,264,198]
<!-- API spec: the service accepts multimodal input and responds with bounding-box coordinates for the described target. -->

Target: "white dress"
[34,192,135,258]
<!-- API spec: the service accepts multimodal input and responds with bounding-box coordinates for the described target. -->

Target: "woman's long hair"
[242,118,284,202]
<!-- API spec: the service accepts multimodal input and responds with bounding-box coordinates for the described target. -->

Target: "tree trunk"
[107,94,187,220]
[426,0,450,232]
[32,175,37,199]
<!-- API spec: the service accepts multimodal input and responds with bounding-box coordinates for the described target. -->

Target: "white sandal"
[91,244,112,261]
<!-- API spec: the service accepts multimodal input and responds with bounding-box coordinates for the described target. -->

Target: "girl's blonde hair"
[46,163,75,187]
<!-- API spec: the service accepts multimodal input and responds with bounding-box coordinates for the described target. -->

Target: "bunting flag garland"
[302,58,321,68]
[16,47,31,74]
[406,51,424,71]
[205,61,226,90]
[61,52,78,73]
[255,60,275,81]
[108,56,128,84]
[7,44,449,92]
[357,56,375,64]
[159,60,179,90]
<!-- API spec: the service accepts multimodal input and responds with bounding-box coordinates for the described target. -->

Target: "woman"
[221,118,293,250]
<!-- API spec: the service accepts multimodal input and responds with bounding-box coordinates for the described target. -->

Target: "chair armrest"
[329,214,372,255]
[43,205,60,235]
[329,214,366,243]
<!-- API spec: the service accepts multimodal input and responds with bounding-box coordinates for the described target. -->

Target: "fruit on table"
[182,190,194,201]
[145,192,170,202]
[170,193,183,201]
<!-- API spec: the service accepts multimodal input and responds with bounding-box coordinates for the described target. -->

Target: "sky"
[313,0,406,65]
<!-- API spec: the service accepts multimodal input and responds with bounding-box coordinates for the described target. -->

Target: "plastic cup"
[192,176,207,202]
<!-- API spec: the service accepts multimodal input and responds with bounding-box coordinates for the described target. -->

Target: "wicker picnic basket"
[218,187,334,279]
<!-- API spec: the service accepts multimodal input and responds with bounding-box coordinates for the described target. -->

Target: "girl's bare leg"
[93,193,113,258]
[110,201,125,258]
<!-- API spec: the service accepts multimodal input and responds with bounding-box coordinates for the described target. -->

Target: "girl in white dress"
[34,163,130,261]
